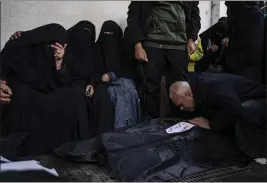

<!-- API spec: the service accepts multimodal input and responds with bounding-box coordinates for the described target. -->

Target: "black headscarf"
[97,20,123,75]
[0,23,69,93]
[67,20,104,87]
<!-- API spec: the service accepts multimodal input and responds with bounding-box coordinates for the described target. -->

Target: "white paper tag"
[166,122,195,134]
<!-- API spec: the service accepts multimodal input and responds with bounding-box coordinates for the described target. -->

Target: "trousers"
[139,46,188,118]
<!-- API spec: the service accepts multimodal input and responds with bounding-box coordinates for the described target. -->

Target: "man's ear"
[185,90,192,97]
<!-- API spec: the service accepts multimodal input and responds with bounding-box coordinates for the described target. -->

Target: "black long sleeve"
[207,83,243,132]
[185,1,201,41]
[124,1,145,47]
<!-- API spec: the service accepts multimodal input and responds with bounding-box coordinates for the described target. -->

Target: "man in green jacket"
[124,1,201,118]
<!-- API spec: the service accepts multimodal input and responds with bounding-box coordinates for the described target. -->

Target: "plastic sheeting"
[101,118,250,181]
[55,118,251,182]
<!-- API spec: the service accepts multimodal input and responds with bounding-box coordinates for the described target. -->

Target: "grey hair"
[169,81,190,100]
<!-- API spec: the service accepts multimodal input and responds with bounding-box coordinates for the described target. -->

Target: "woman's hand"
[85,85,94,98]
[221,38,229,48]
[51,43,67,70]
[0,80,12,104]
[102,73,111,83]
[9,31,23,40]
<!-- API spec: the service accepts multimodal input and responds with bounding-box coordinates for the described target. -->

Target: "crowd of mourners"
[0,1,266,161]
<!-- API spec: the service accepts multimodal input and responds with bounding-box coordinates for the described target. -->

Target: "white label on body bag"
[166,122,195,134]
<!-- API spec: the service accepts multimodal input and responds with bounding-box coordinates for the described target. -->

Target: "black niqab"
[67,21,104,87]
[97,20,123,75]
[0,23,69,93]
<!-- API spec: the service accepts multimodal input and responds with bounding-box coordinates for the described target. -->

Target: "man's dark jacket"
[124,1,201,47]
[189,73,266,132]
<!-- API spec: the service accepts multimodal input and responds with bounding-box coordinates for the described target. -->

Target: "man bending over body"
[170,73,266,158]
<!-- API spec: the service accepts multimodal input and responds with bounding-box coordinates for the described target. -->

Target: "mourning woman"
[0,24,91,156]
[67,21,115,135]
[96,20,140,129]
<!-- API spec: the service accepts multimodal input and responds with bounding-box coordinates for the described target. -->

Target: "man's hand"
[51,43,67,70]
[102,73,110,83]
[9,31,23,40]
[135,42,148,62]
[187,39,196,55]
[189,117,211,130]
[85,85,94,98]
[0,80,12,104]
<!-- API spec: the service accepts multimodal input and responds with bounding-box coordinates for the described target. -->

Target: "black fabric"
[124,1,201,47]
[196,17,228,73]
[54,118,250,181]
[96,20,133,79]
[67,21,104,88]
[141,46,188,118]
[101,118,250,181]
[189,73,266,132]
[194,50,220,73]
[67,21,114,138]
[92,84,115,135]
[0,24,91,157]
[225,2,265,82]
[199,17,228,52]
[235,99,266,158]
[262,16,267,85]
[0,23,69,92]
[188,73,266,158]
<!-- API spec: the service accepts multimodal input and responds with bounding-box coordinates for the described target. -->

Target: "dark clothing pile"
[96,20,140,129]
[0,24,91,156]
[189,73,266,158]
[225,1,265,82]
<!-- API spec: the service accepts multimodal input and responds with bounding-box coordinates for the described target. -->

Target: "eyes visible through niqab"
[84,28,92,34]
[103,32,114,35]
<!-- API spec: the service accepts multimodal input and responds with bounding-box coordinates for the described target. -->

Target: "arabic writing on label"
[166,122,195,134]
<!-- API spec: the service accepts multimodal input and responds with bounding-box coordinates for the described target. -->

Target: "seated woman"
[67,21,115,135]
[194,17,228,73]
[0,24,91,156]
[95,20,140,129]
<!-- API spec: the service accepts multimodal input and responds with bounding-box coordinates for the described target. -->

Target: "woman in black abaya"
[96,20,140,129]
[67,21,115,135]
[0,24,91,156]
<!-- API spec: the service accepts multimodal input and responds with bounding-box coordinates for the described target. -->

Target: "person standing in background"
[225,1,265,83]
[124,1,201,118]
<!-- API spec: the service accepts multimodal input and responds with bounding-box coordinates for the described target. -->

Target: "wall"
[220,1,227,18]
[1,1,214,49]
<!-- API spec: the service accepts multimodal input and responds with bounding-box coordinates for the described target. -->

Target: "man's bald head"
[169,81,195,111]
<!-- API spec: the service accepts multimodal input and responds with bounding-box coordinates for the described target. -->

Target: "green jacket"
[144,1,188,50]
